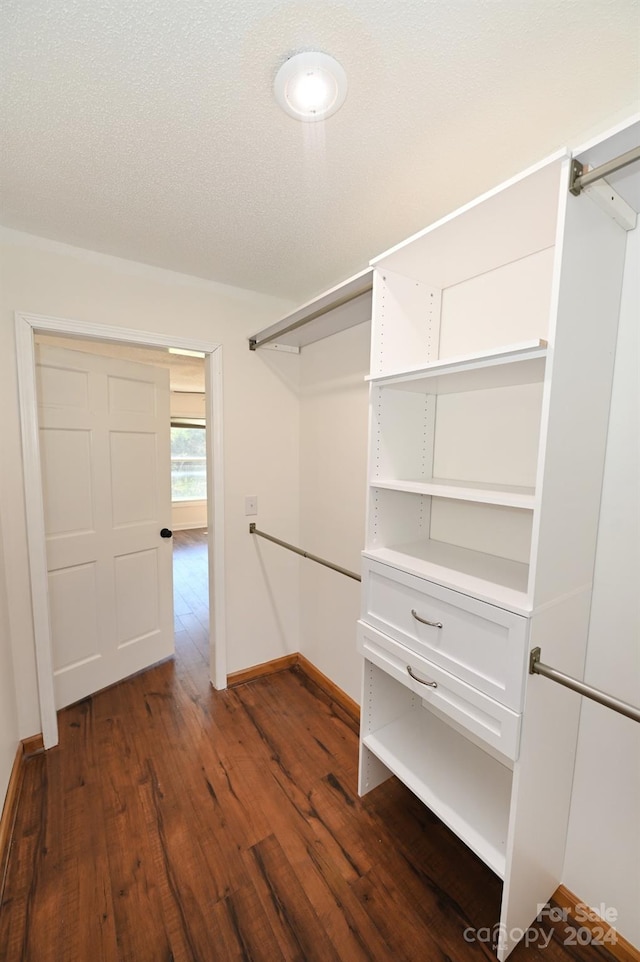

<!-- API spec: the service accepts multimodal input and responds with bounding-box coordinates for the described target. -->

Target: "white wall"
[298,322,370,702]
[172,501,207,531]
[0,506,19,808]
[0,228,300,741]
[562,226,640,946]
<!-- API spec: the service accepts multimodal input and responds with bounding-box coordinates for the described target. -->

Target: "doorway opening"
[169,411,211,665]
[34,332,212,685]
[16,311,227,749]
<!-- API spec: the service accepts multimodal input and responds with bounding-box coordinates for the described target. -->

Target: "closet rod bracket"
[568,159,586,196]
[529,647,640,723]
[569,155,638,230]
[569,145,640,196]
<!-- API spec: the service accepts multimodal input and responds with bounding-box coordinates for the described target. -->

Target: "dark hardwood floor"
[173,527,210,663]
[0,529,619,961]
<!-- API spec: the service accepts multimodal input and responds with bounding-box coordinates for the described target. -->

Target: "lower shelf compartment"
[364,539,531,614]
[362,699,512,878]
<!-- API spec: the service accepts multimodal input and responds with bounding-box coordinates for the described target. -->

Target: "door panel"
[36,343,174,709]
[110,432,159,525]
[49,563,100,669]
[38,363,90,409]
[114,549,160,645]
[40,428,94,534]
[108,374,156,414]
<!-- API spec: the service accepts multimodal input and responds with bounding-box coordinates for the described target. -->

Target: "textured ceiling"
[1,0,639,302]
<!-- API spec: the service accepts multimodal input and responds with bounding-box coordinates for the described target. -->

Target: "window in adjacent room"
[170,420,206,502]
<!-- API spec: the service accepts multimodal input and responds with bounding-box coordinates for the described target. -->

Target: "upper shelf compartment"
[367,340,547,394]
[371,155,565,289]
[249,267,373,352]
[368,155,566,376]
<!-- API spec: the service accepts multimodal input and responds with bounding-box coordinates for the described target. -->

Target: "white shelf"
[364,540,531,614]
[363,706,512,878]
[367,340,547,394]
[249,268,373,351]
[371,478,536,510]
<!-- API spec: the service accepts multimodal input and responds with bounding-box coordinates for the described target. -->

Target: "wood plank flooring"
[172,528,210,663]
[0,530,620,961]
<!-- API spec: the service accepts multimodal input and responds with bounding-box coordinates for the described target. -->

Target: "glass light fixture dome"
[274,52,347,122]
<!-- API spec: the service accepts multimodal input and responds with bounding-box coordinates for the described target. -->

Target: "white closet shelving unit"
[358,118,639,959]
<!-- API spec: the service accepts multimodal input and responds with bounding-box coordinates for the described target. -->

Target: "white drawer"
[361,558,529,710]
[358,621,521,762]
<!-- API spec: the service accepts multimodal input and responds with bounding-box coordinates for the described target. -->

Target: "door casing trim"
[15,311,227,749]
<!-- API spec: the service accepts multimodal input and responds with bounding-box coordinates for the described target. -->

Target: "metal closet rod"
[569,145,640,195]
[249,523,361,582]
[249,283,372,351]
[529,648,640,723]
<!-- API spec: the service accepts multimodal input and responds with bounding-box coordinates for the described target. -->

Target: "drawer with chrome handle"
[357,620,521,762]
[361,558,529,711]
[407,664,438,686]
[411,609,442,629]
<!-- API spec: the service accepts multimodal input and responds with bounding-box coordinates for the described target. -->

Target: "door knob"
[160,528,173,538]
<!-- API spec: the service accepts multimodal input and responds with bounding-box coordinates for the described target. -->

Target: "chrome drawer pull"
[407,665,438,688]
[411,608,443,629]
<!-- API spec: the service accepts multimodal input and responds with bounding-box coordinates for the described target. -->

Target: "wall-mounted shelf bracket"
[529,647,640,723]
[250,342,300,354]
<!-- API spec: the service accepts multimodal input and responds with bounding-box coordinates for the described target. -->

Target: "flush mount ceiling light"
[274,52,347,122]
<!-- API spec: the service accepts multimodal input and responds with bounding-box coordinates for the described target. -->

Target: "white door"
[36,343,175,709]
